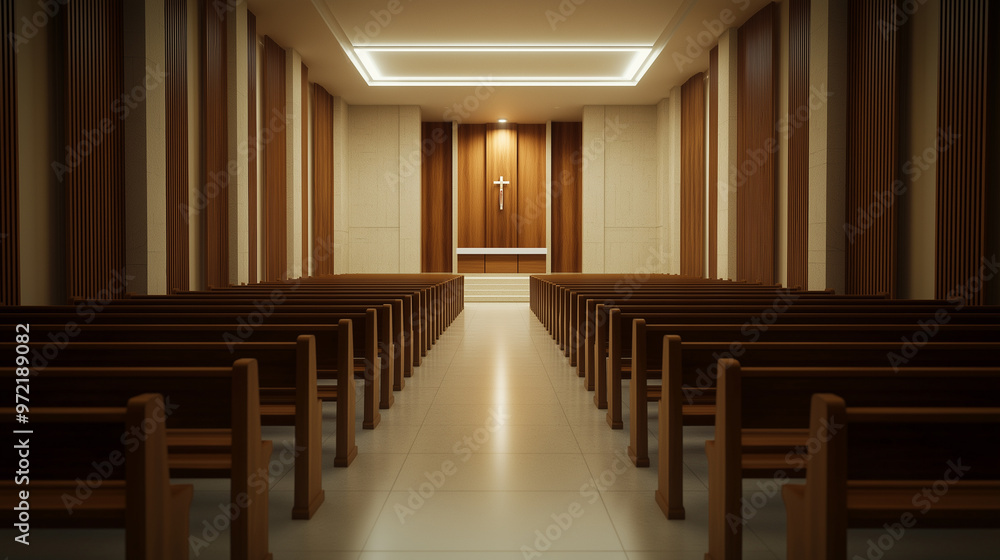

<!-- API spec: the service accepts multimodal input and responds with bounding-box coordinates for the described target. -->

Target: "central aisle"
[261,302,777,559]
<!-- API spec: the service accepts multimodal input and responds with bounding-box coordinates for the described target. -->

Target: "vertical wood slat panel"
[457,124,486,248]
[517,124,546,249]
[846,0,899,296]
[0,2,19,304]
[301,64,308,277]
[65,0,125,301]
[787,0,810,290]
[936,0,989,304]
[708,48,719,280]
[312,84,335,275]
[165,0,189,293]
[203,0,228,288]
[247,11,257,283]
[261,36,287,281]
[551,122,583,273]
[485,124,518,248]
[681,73,707,277]
[420,122,453,272]
[736,3,778,285]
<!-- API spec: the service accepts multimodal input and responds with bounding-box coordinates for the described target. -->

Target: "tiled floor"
[5,303,998,559]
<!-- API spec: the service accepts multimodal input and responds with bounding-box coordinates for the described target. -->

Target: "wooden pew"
[0,307,384,427]
[694,361,1000,560]
[636,336,1000,468]
[782,394,1000,560]
[10,314,382,430]
[71,299,399,408]
[0,359,272,559]
[1,332,347,520]
[610,311,1000,431]
[0,394,194,560]
[126,291,413,381]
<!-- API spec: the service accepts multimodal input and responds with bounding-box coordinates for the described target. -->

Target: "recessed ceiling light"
[349,45,654,87]
[498,119,507,123]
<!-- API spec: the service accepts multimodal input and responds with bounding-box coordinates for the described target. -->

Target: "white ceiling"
[246,0,773,123]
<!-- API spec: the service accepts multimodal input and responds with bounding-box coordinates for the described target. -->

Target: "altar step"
[463,274,531,303]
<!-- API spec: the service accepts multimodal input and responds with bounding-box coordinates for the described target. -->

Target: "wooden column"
[261,36,287,281]
[421,122,453,272]
[681,73,707,277]
[787,0,810,290]
[247,11,257,283]
[935,0,991,304]
[166,0,189,293]
[203,0,229,288]
[1,1,18,305]
[65,0,125,301]
[845,0,899,296]
[736,3,779,285]
[313,84,335,276]
[708,48,719,280]
[457,124,486,249]
[551,122,583,273]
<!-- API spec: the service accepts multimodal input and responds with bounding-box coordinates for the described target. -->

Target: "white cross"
[492,175,510,210]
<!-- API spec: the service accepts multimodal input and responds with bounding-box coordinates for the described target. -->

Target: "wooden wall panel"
[421,122,453,272]
[935,0,990,304]
[551,122,583,273]
[312,84,335,276]
[845,0,899,296]
[517,124,546,248]
[736,3,778,285]
[485,254,517,273]
[166,0,189,293]
[517,255,546,273]
[457,254,485,273]
[681,73,707,277]
[485,124,518,248]
[0,2,19,305]
[458,124,486,248]
[708,48,719,280]
[247,12,257,283]
[301,64,308,277]
[65,0,125,300]
[203,0,228,288]
[261,36,287,281]
[787,0,810,290]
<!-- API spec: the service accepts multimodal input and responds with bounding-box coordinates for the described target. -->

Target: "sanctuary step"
[463,274,531,303]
